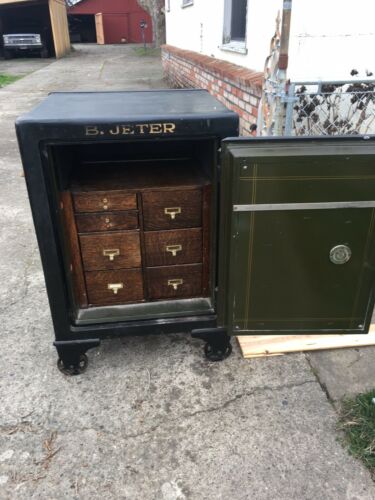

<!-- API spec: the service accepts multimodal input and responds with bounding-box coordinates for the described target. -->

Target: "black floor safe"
[16,90,375,374]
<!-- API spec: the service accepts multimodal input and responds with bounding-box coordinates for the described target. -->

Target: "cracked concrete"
[1,44,375,499]
[307,346,375,402]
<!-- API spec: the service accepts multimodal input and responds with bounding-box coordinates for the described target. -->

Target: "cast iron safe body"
[16,90,375,374]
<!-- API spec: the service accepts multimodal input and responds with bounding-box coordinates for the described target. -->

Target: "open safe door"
[217,137,375,336]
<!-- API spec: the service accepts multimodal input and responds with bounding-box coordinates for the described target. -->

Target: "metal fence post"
[284,83,295,136]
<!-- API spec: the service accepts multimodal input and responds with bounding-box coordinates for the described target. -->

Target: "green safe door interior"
[218,139,375,335]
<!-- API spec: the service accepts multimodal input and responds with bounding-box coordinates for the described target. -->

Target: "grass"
[339,389,375,478]
[132,46,161,57]
[0,73,20,88]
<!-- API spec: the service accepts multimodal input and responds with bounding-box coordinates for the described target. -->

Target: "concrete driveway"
[0,57,51,78]
[0,44,374,500]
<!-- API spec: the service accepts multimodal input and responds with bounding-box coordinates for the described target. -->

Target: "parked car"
[2,33,48,59]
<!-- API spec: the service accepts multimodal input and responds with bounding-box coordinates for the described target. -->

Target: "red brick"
[161,45,262,118]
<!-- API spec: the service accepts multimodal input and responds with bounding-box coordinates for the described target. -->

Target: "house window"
[182,0,194,7]
[222,0,248,53]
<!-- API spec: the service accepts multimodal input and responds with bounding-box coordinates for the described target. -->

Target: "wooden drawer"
[76,211,138,233]
[86,269,144,306]
[79,231,141,271]
[73,191,137,213]
[142,189,202,230]
[147,264,202,300]
[145,228,202,267]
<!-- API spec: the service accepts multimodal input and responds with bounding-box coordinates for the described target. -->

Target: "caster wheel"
[57,354,88,376]
[204,342,232,362]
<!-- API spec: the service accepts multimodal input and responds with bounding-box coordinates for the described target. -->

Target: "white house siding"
[165,0,375,82]
[165,0,283,72]
[288,0,375,81]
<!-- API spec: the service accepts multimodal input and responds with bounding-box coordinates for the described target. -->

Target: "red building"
[68,0,152,45]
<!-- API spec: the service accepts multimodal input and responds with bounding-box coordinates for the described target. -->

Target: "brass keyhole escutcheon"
[168,278,183,290]
[103,248,120,261]
[164,207,181,220]
[330,245,352,265]
[108,283,124,295]
[166,244,182,257]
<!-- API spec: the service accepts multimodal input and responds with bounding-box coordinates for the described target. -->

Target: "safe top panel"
[16,90,239,140]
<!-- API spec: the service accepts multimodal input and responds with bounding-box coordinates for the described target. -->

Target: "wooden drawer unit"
[147,264,203,300]
[73,191,137,213]
[145,228,202,267]
[76,211,139,233]
[142,189,202,230]
[79,231,141,271]
[65,161,211,309]
[86,269,144,306]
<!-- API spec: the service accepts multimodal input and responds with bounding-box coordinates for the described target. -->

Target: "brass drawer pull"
[102,197,109,210]
[166,244,182,257]
[104,217,113,229]
[164,207,181,220]
[168,278,183,290]
[103,248,120,261]
[107,283,124,295]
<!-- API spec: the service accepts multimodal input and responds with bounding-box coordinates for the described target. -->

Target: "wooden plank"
[48,0,70,59]
[0,0,33,4]
[95,13,105,45]
[202,184,212,296]
[61,191,88,308]
[237,323,375,359]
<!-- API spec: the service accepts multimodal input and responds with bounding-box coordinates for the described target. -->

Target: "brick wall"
[161,44,263,136]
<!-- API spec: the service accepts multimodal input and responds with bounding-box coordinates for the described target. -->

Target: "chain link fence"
[284,80,375,136]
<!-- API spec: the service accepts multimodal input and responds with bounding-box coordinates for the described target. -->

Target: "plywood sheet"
[237,324,375,358]
[0,0,33,4]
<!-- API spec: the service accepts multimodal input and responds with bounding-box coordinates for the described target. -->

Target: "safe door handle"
[164,207,181,220]
[103,248,120,261]
[330,245,351,265]
[107,283,124,295]
[166,244,182,257]
[168,278,183,290]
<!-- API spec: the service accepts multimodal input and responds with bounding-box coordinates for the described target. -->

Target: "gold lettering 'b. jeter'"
[85,123,176,136]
